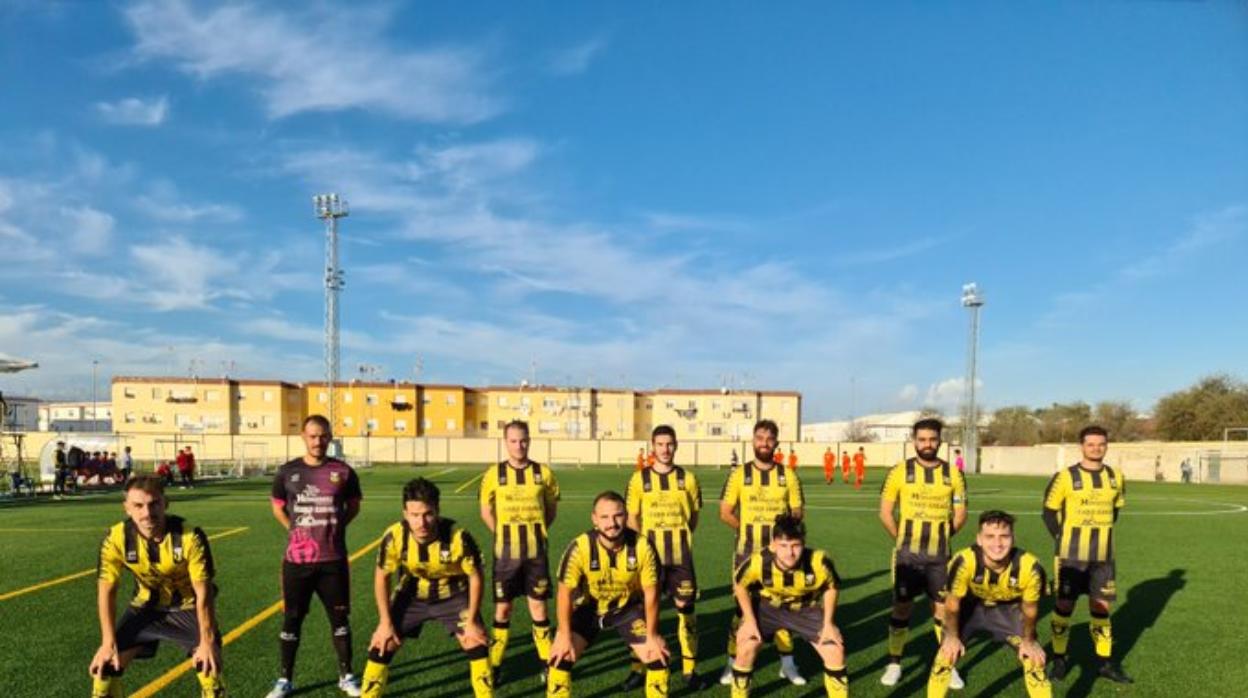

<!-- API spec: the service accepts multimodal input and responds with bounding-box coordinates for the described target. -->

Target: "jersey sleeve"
[733,553,759,588]
[270,469,287,505]
[186,527,215,582]
[376,525,401,572]
[947,551,973,599]
[478,468,496,509]
[1114,470,1126,509]
[1022,557,1046,603]
[639,536,660,588]
[344,468,362,502]
[543,466,561,506]
[688,472,703,513]
[96,530,124,584]
[720,468,741,509]
[880,464,902,502]
[787,471,805,511]
[557,538,584,588]
[818,552,841,590]
[1042,472,1067,512]
[458,529,483,575]
[625,471,643,517]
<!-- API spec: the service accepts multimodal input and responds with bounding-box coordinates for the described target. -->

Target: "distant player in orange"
[636,448,646,472]
[823,448,836,484]
[646,451,657,468]
[853,447,866,489]
[841,451,851,483]
[773,447,784,466]
[787,449,798,473]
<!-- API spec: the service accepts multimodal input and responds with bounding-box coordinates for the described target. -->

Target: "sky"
[1,1,1245,421]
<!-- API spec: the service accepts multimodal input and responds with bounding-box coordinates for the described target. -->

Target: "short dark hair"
[1079,425,1108,443]
[753,419,779,438]
[913,418,944,436]
[504,419,530,437]
[772,513,806,541]
[651,425,677,443]
[402,477,440,509]
[125,474,165,498]
[593,490,626,509]
[978,509,1015,530]
[303,414,332,432]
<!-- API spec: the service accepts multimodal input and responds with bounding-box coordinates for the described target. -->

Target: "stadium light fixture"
[961,283,985,473]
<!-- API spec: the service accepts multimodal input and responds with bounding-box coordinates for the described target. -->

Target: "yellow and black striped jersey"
[96,516,214,610]
[557,528,660,616]
[376,518,482,602]
[1043,464,1125,562]
[479,461,560,560]
[947,546,1045,606]
[880,458,967,559]
[626,465,702,566]
[733,548,840,610]
[720,461,805,557]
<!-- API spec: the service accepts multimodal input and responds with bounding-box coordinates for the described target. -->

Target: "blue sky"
[1,1,1245,421]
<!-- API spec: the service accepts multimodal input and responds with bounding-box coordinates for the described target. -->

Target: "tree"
[1154,375,1248,441]
[984,406,1041,446]
[843,419,877,442]
[1036,402,1092,443]
[1091,401,1146,441]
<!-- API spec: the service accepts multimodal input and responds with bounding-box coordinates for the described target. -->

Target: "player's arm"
[461,531,487,646]
[788,474,805,520]
[190,578,221,676]
[626,473,642,533]
[1018,599,1046,666]
[878,469,900,538]
[732,561,761,641]
[543,468,561,526]
[478,474,497,533]
[638,541,669,662]
[90,578,121,676]
[1041,473,1065,539]
[370,531,400,653]
[270,474,291,530]
[818,579,842,647]
[688,477,703,532]
[938,555,970,664]
[549,541,582,665]
[951,471,969,533]
[342,469,363,524]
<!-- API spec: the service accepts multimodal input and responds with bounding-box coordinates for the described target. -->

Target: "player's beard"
[598,526,623,542]
[917,447,938,461]
[754,446,773,463]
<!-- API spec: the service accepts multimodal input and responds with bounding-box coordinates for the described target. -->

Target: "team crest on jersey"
[533,578,550,595]
[440,548,452,562]
[535,471,544,484]
[291,473,300,482]
[630,618,648,639]
[805,573,816,585]
[330,472,341,484]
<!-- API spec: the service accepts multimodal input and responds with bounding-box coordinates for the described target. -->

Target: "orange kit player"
[823,448,836,484]
[636,448,646,472]
[647,452,657,468]
[841,451,851,483]
[773,447,784,467]
[853,448,867,489]
[787,450,798,473]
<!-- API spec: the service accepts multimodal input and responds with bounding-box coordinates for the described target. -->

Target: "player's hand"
[817,623,842,647]
[548,631,577,666]
[89,643,119,677]
[192,640,221,677]
[461,619,488,649]
[642,634,670,665]
[369,622,401,654]
[938,637,965,665]
[1017,639,1046,667]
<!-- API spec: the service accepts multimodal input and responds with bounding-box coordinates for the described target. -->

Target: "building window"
[665,400,676,409]
[498,396,509,407]
[366,394,378,405]
[366,418,378,432]
[151,388,162,399]
[263,390,274,402]
[318,392,328,404]
[538,421,560,434]
[687,423,697,434]
[782,401,790,412]
[521,397,531,407]
[446,418,456,430]
[708,423,724,436]
[395,419,407,432]
[205,390,220,401]
[344,392,353,403]
[543,398,559,411]
[124,412,136,424]
[123,388,136,399]
[343,416,354,427]
[422,395,432,405]
[445,395,456,405]
[422,418,432,430]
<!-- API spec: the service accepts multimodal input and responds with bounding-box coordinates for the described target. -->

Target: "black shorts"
[955,599,1026,646]
[115,607,222,659]
[891,550,948,603]
[755,602,832,646]
[282,559,351,617]
[393,591,476,638]
[492,556,551,602]
[569,603,647,647]
[1055,561,1117,603]
[660,563,697,604]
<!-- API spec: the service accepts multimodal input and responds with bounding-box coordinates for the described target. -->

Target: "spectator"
[1180,458,1193,484]
[954,448,965,473]
[178,446,196,488]
[156,460,175,486]
[53,441,68,498]
[120,446,133,482]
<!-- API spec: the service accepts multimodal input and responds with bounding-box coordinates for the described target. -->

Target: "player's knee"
[464,644,489,660]
[280,614,304,638]
[1090,599,1112,615]
[367,647,397,665]
[892,600,914,618]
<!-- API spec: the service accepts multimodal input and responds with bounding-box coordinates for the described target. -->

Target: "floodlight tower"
[314,193,349,436]
[961,283,985,473]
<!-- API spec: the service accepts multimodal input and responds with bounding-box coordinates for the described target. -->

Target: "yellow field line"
[0,527,250,603]
[130,536,384,698]
[454,470,484,494]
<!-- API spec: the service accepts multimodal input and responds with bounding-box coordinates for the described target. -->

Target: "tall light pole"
[961,283,985,473]
[91,359,99,432]
[314,193,348,443]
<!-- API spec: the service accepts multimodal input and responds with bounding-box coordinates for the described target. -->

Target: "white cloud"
[61,206,115,253]
[925,377,981,410]
[897,384,919,403]
[549,37,607,76]
[123,1,500,122]
[95,95,169,126]
[134,195,243,223]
